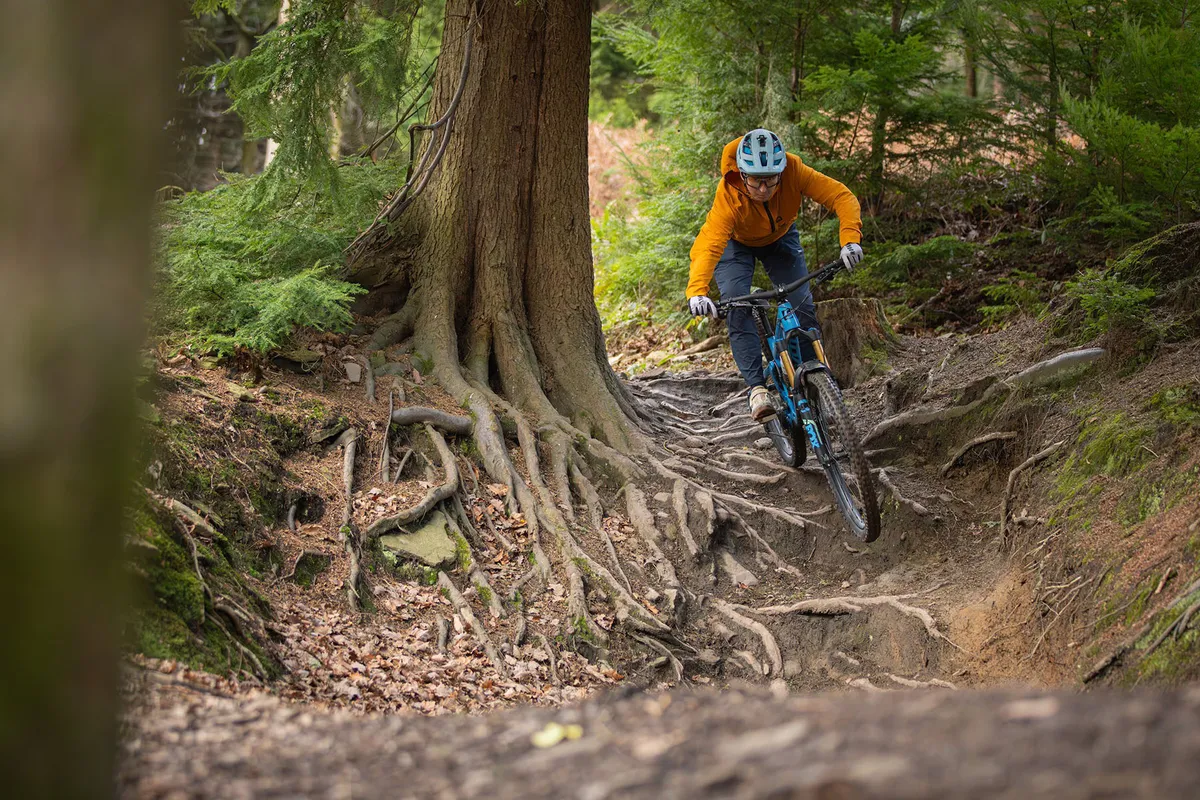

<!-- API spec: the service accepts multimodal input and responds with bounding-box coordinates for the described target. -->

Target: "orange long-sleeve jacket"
[687,138,862,298]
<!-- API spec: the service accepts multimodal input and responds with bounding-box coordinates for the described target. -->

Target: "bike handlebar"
[715,259,845,314]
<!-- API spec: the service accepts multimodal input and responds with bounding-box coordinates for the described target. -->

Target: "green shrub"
[156,161,402,353]
[979,270,1048,328]
[1062,268,1156,341]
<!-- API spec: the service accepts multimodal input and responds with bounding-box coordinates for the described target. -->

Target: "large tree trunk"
[351,0,639,454]
[0,0,170,796]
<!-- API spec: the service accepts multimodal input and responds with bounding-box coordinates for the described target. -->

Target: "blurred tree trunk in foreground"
[0,1,171,796]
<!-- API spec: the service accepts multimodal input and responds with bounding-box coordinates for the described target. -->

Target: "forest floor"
[119,297,1200,796]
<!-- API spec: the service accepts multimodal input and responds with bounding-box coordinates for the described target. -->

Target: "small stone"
[754,437,772,450]
[697,648,721,666]
[343,360,363,383]
[783,659,802,678]
[644,588,662,603]
[653,492,671,504]
[683,436,705,449]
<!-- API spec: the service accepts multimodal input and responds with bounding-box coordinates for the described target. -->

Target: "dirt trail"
[122,309,1200,795]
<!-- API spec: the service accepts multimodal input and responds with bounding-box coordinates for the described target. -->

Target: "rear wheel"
[803,370,881,542]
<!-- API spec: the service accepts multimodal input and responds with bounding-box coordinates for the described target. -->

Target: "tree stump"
[816,297,898,388]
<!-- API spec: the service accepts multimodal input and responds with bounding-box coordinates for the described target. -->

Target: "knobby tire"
[804,370,881,542]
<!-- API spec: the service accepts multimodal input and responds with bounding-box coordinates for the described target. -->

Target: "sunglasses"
[742,173,781,190]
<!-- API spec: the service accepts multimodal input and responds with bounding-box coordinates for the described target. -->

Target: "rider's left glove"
[840,242,864,270]
[688,295,719,319]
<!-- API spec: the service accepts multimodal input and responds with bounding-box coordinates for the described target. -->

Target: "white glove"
[840,242,864,270]
[688,295,718,318]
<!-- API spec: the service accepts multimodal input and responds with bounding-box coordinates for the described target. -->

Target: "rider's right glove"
[840,242,864,270]
[688,295,719,318]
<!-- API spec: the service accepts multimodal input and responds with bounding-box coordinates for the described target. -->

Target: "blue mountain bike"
[717,261,881,542]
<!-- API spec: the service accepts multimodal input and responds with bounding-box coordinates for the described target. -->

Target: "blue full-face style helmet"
[738,128,786,176]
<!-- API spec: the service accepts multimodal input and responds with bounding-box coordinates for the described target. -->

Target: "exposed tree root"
[366,425,459,537]
[1000,440,1065,548]
[939,431,1018,477]
[887,674,958,690]
[875,468,932,517]
[333,428,362,609]
[390,407,473,436]
[686,459,788,486]
[671,480,701,559]
[866,349,1105,444]
[712,599,783,676]
[629,632,684,682]
[570,461,632,593]
[625,486,682,615]
[379,390,393,483]
[716,550,759,587]
[437,571,506,676]
[752,595,961,651]
[144,488,220,540]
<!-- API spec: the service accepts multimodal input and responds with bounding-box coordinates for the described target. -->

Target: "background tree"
[0,0,171,795]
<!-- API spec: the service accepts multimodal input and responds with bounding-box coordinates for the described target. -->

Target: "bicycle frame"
[719,259,844,458]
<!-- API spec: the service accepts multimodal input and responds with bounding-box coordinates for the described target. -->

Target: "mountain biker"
[686,128,864,422]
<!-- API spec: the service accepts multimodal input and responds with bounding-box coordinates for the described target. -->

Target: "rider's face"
[742,172,781,200]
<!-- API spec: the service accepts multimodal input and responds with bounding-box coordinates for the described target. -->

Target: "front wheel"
[803,370,881,542]
[762,415,807,468]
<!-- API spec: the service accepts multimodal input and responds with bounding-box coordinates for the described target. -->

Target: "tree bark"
[0,1,171,796]
[351,0,638,453]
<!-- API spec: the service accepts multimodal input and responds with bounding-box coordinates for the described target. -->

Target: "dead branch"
[367,424,459,537]
[1000,440,1065,548]
[939,431,1018,477]
[438,572,506,676]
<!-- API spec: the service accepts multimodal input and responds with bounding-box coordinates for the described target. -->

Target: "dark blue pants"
[713,224,820,389]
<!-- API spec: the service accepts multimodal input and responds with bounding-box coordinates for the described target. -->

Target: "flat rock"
[379,510,457,568]
[754,437,772,450]
[343,360,363,383]
[274,347,324,374]
[653,492,671,504]
[375,362,409,377]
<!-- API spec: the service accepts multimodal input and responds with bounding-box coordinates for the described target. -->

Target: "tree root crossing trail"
[127,311,1200,796]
